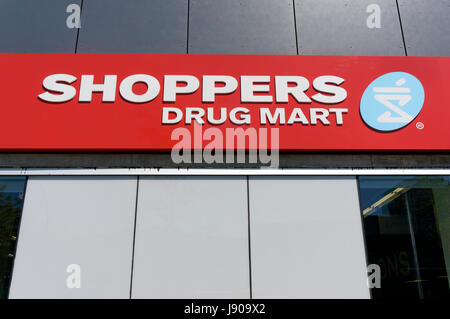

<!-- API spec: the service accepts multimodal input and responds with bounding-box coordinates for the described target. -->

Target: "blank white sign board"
[132,176,250,298]
[249,176,370,298]
[9,177,137,299]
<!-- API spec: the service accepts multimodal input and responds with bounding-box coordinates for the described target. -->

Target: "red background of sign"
[0,53,449,151]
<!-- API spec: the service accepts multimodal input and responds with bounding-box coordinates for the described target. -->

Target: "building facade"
[0,0,449,299]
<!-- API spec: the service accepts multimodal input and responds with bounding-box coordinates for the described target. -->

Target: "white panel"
[249,176,370,298]
[132,176,249,298]
[9,176,137,299]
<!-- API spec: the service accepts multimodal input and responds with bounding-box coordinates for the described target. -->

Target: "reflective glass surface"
[0,177,26,298]
[359,176,450,298]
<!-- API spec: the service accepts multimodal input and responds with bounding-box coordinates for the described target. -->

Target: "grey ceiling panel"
[189,0,297,54]
[77,0,188,53]
[0,0,80,52]
[398,0,450,56]
[295,0,405,55]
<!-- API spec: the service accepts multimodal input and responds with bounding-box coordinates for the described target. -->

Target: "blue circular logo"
[360,72,425,131]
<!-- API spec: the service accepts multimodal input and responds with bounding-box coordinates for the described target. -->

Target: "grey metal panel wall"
[0,0,79,52]
[77,0,188,53]
[398,0,450,56]
[189,0,297,54]
[0,152,449,168]
[295,0,405,55]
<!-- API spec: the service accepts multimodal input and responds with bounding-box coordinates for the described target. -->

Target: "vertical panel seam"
[246,176,253,299]
[74,0,84,53]
[129,176,140,299]
[186,0,190,54]
[404,192,424,298]
[292,0,299,55]
[395,0,408,56]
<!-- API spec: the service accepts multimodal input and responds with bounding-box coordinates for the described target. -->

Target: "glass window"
[358,176,450,299]
[0,177,26,299]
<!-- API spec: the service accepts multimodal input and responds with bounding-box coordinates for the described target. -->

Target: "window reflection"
[358,176,450,299]
[0,177,26,299]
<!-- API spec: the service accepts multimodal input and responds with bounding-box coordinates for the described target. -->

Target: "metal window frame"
[0,168,449,176]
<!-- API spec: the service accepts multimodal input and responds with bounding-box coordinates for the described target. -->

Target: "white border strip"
[0,168,449,176]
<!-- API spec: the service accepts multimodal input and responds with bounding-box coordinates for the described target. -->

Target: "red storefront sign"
[0,53,449,151]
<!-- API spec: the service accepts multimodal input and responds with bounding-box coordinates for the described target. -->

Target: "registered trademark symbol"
[416,122,424,130]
